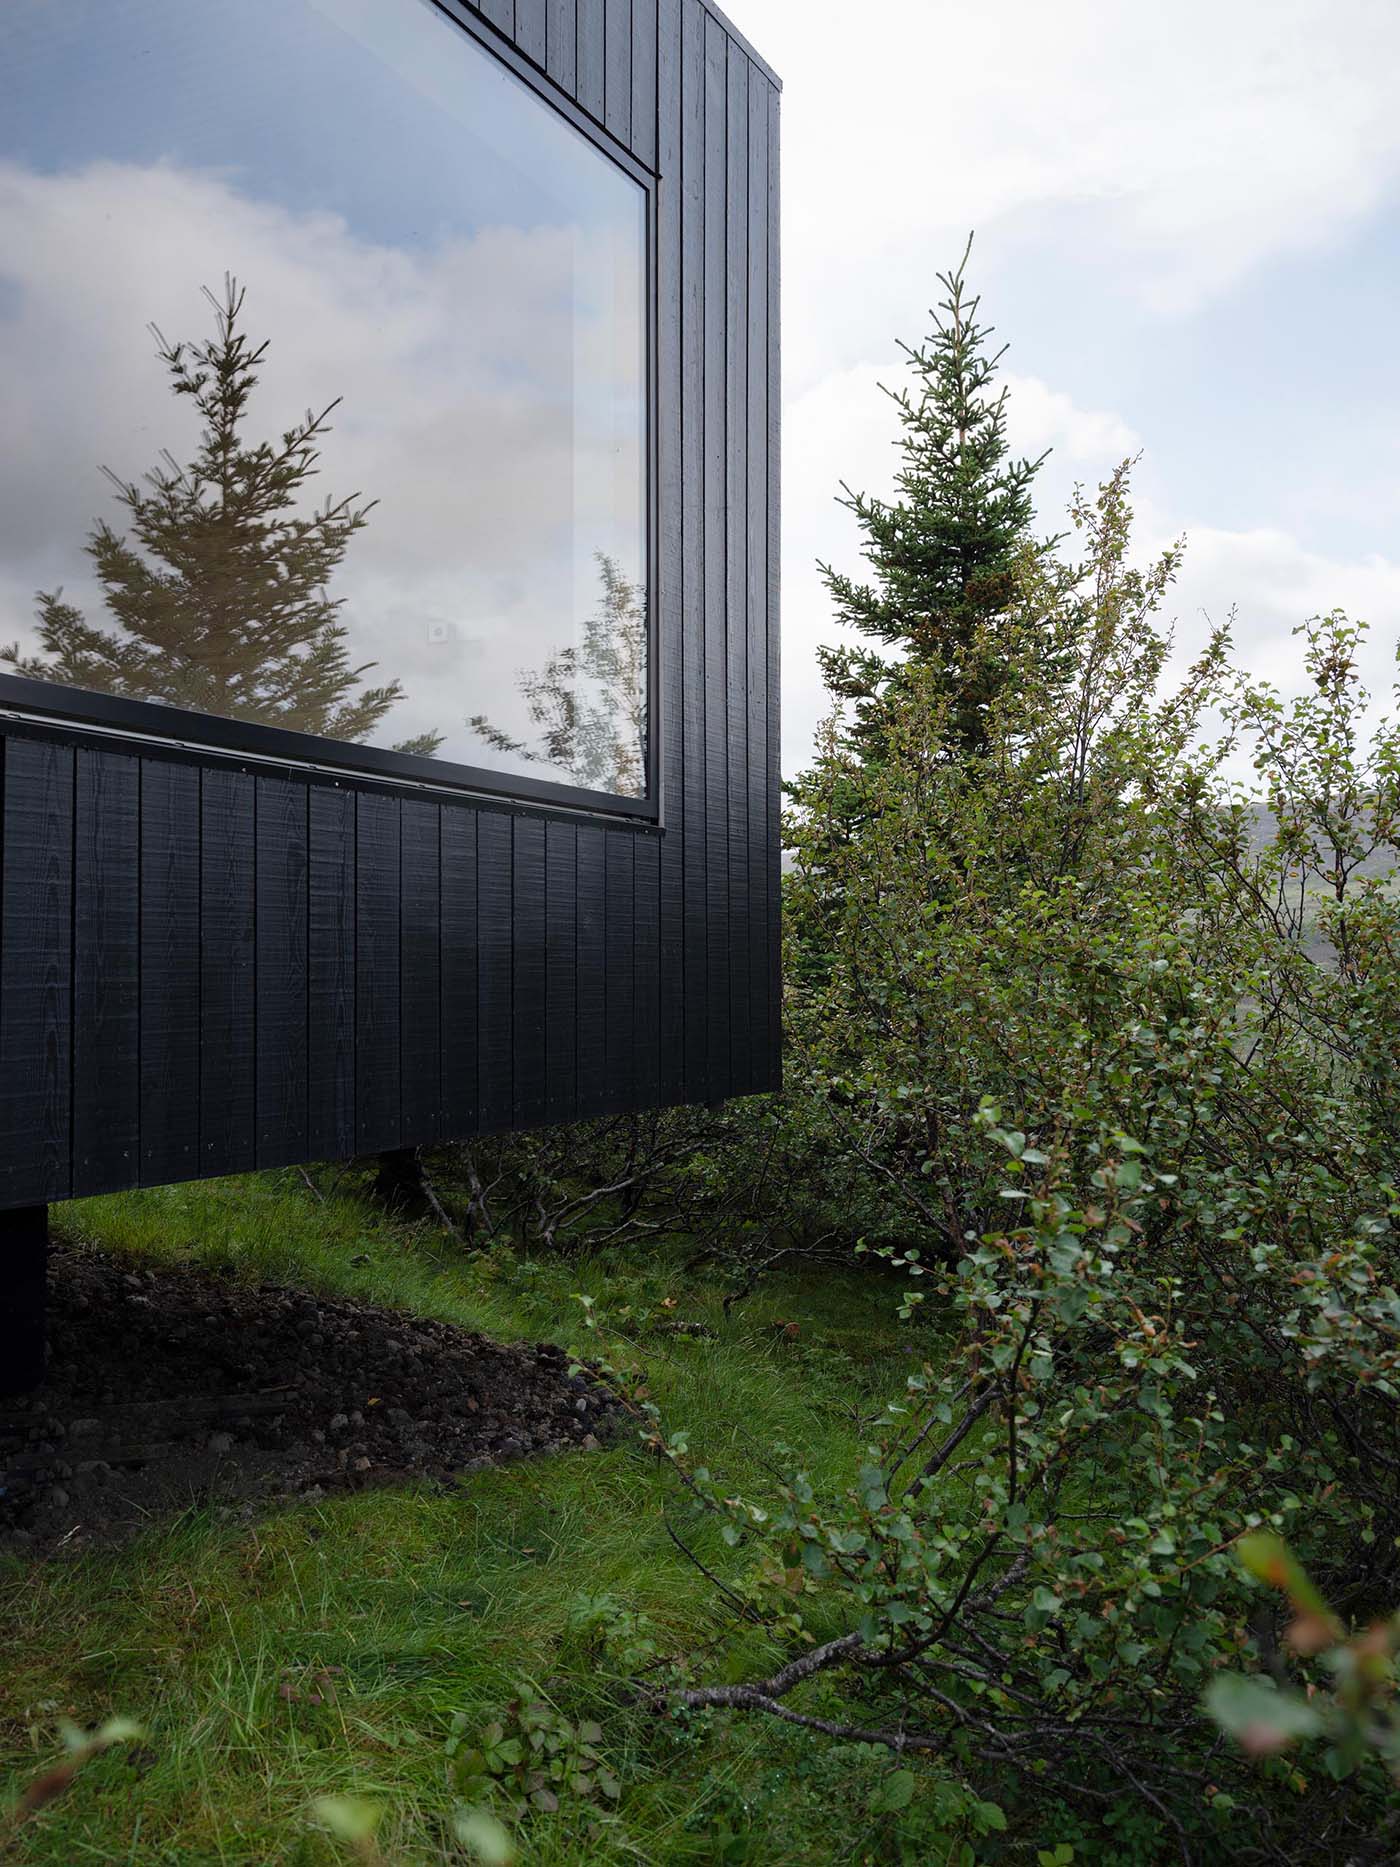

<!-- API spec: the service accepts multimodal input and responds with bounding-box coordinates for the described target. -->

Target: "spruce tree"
[819,236,1050,758]
[5,277,440,755]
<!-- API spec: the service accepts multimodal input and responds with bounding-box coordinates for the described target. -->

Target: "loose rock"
[1,1241,621,1559]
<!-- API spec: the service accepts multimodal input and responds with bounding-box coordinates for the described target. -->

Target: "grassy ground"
[0,1170,942,1865]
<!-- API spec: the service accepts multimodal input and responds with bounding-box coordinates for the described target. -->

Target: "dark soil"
[0,1242,621,1559]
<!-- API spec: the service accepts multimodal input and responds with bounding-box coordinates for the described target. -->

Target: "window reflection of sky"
[0,0,648,794]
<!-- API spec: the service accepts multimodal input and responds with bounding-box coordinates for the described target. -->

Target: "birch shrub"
[652,477,1400,1859]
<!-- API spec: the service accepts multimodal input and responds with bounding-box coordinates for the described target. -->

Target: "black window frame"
[0,0,662,826]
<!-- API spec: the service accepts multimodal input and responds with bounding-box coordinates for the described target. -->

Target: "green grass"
[0,1171,928,1865]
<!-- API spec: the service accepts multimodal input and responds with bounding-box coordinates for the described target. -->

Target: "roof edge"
[697,0,782,90]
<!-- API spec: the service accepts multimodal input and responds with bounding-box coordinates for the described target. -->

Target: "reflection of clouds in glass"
[0,157,645,787]
[308,0,625,234]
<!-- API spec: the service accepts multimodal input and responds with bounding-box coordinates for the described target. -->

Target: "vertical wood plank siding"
[604,829,636,1113]
[546,0,577,89]
[511,816,548,1128]
[765,76,782,1086]
[73,749,140,1194]
[655,0,685,1108]
[603,0,632,144]
[0,739,73,1206]
[544,820,578,1123]
[678,0,708,1105]
[515,0,547,65]
[354,791,402,1154]
[254,774,309,1170]
[476,0,516,37]
[140,761,201,1182]
[440,807,479,1138]
[745,61,771,1094]
[575,822,607,1115]
[576,0,606,121]
[630,0,658,169]
[400,799,444,1145]
[723,34,750,1092]
[0,0,780,1208]
[701,8,731,1101]
[308,786,357,1161]
[200,768,257,1173]
[476,810,513,1132]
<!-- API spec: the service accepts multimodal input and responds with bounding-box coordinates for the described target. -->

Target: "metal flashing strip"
[0,706,662,829]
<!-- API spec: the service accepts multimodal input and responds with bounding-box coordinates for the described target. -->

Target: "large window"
[0,0,650,802]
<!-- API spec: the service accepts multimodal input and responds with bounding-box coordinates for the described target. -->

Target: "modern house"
[0,0,780,1389]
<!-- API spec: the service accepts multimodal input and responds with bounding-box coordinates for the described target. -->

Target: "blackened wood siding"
[354,791,402,1155]
[401,799,444,1146]
[0,0,779,1210]
[200,769,256,1174]
[308,786,357,1161]
[140,761,201,1184]
[255,775,309,1170]
[0,740,72,1208]
[512,816,548,1129]
[73,749,139,1195]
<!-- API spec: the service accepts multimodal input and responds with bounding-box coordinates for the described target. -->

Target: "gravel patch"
[0,1242,619,1558]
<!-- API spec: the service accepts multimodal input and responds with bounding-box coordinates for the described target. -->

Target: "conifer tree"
[819,237,1051,757]
[4,277,440,755]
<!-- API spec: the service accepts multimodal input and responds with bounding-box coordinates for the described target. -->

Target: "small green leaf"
[869,1767,916,1813]
[312,1796,382,1845]
[1206,1673,1323,1754]
[453,1806,516,1864]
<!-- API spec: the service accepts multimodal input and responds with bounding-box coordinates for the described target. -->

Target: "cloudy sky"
[5,0,1397,793]
[730,0,1400,772]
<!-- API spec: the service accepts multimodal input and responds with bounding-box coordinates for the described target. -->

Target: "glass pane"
[0,0,649,797]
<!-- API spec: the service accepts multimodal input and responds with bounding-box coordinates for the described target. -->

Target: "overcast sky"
[731,0,1400,773]
[6,0,1397,793]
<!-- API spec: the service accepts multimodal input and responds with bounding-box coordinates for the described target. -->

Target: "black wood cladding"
[308,785,357,1161]
[0,739,72,1206]
[73,749,139,1195]
[140,761,200,1183]
[200,768,256,1174]
[0,0,779,1209]
[255,775,310,1170]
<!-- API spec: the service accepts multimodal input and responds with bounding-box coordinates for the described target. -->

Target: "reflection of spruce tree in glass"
[3,278,441,755]
[470,552,646,795]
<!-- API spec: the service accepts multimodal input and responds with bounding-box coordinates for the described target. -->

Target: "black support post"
[0,1204,48,1396]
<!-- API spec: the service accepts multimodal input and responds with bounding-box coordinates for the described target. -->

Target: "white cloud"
[780,359,898,769]
[1001,374,1139,472]
[1168,523,1400,709]
[742,0,1400,384]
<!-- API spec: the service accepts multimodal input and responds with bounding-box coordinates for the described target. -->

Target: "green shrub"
[644,468,1400,1859]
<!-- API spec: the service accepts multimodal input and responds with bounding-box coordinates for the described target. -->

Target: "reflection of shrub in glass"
[2,277,441,756]
[470,553,647,797]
